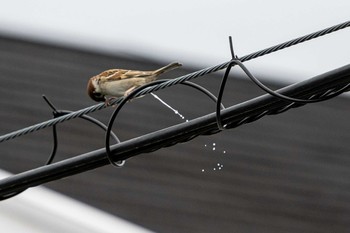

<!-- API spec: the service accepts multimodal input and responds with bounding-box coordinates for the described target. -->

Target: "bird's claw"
[105,97,117,107]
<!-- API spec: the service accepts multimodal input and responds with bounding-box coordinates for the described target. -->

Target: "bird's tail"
[153,62,182,76]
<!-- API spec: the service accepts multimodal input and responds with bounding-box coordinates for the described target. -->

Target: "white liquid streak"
[151,93,226,173]
[151,93,188,122]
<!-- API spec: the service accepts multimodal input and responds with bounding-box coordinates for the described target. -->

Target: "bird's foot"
[105,97,118,107]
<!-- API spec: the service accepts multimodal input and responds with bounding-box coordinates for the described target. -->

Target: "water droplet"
[212,148,216,151]
[223,151,226,154]
[217,163,220,166]
[213,143,216,146]
[204,144,207,147]
[202,169,205,172]
[213,168,216,171]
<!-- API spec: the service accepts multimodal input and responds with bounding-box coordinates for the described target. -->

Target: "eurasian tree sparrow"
[87,62,182,102]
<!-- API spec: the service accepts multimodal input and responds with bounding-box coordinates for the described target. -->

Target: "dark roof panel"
[1,36,350,233]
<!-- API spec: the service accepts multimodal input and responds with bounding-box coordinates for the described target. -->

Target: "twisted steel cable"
[0,20,349,143]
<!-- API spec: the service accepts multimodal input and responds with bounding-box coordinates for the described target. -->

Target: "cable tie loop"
[105,79,226,167]
[233,60,348,104]
[216,36,240,131]
[105,80,168,168]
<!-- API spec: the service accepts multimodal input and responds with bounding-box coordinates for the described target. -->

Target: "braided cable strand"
[240,20,350,62]
[0,103,107,142]
[0,20,349,143]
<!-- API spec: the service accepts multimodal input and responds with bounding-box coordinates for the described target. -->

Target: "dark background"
[1,36,350,233]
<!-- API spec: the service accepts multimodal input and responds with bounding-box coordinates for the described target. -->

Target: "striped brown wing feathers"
[101,69,154,82]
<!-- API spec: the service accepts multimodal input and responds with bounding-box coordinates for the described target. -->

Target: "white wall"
[0,0,349,82]
[0,170,153,233]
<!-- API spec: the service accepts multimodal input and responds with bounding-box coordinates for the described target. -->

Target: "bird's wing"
[101,69,154,82]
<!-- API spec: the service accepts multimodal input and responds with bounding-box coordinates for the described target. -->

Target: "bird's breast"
[100,78,143,98]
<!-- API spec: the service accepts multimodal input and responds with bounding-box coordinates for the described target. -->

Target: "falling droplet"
[202,169,205,172]
[223,151,226,154]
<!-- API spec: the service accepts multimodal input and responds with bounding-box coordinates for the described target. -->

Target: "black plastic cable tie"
[233,60,348,103]
[105,80,168,167]
[105,79,227,167]
[216,36,237,131]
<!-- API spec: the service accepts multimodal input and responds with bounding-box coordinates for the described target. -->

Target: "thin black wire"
[0,20,349,143]
[216,64,232,130]
[50,111,125,166]
[105,80,167,167]
[42,95,124,167]
[241,60,350,102]
[46,124,58,165]
[181,81,226,110]
[105,80,225,166]
[0,96,125,201]
[216,36,236,130]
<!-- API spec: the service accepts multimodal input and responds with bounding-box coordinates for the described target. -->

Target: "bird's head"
[87,77,105,102]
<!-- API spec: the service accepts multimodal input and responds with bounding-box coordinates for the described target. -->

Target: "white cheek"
[93,81,102,93]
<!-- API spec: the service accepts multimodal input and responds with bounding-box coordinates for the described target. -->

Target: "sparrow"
[87,62,182,102]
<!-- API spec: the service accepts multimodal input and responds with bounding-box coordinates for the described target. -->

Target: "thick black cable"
[0,21,349,198]
[1,65,349,198]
